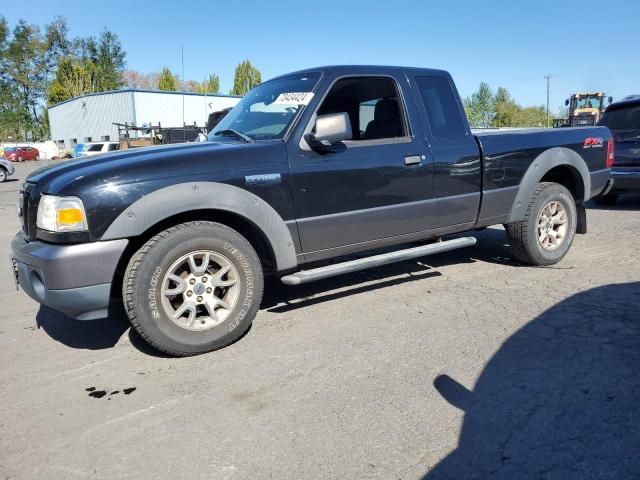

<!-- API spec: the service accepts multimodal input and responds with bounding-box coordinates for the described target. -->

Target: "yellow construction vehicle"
[565,92,612,126]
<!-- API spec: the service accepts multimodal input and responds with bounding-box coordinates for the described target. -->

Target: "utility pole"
[181,44,185,128]
[545,74,551,128]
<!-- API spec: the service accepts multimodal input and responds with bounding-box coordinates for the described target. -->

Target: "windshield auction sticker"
[273,92,314,105]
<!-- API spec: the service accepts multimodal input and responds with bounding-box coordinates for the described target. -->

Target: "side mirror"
[565,99,569,106]
[608,96,613,104]
[305,112,352,151]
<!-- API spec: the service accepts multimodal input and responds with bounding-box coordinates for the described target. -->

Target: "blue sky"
[4,0,640,113]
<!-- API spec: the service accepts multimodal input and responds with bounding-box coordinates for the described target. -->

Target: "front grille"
[20,183,37,240]
[572,116,595,127]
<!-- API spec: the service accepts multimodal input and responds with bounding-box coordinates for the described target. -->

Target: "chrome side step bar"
[281,236,477,286]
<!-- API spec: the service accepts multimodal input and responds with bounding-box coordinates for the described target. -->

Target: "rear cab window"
[414,76,468,139]
[599,103,640,131]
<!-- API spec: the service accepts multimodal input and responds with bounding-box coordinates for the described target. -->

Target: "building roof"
[48,88,242,110]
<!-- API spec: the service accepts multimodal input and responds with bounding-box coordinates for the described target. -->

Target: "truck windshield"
[573,95,603,110]
[209,72,321,141]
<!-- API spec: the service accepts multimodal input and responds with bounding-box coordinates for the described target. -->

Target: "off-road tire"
[592,191,618,206]
[123,221,264,356]
[506,182,577,266]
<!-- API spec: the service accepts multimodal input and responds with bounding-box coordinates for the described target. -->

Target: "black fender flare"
[506,147,590,224]
[102,182,298,271]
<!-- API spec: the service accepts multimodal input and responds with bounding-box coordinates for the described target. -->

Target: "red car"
[3,146,40,162]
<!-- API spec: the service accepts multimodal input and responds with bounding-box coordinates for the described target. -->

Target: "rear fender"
[506,147,590,224]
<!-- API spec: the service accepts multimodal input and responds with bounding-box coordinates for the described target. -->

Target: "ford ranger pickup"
[11,65,613,355]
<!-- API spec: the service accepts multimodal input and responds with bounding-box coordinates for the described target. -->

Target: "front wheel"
[34,154,40,161]
[123,221,264,356]
[17,156,23,162]
[0,168,6,183]
[506,182,577,266]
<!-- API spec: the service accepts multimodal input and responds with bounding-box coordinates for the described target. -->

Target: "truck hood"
[27,141,277,194]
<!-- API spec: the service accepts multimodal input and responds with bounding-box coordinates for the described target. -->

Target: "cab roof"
[268,65,450,82]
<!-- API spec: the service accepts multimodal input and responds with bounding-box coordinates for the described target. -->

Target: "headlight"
[37,195,88,232]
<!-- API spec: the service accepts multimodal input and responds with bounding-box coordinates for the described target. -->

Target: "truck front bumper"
[10,233,128,320]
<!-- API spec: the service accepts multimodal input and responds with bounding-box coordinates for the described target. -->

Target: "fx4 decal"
[583,137,604,148]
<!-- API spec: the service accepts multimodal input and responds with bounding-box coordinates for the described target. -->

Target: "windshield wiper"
[213,129,254,143]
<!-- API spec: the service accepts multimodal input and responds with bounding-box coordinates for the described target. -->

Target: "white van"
[82,142,120,157]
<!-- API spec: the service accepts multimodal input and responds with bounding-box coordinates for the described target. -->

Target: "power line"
[544,73,640,79]
[181,44,185,129]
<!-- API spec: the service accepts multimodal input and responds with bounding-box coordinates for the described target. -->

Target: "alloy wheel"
[160,250,240,331]
[537,201,568,251]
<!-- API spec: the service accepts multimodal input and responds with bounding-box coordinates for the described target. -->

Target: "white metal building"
[48,89,241,149]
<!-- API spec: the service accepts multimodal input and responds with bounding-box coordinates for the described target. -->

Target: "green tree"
[492,87,519,127]
[91,30,126,91]
[0,16,68,139]
[158,67,178,91]
[230,60,261,96]
[465,82,495,128]
[47,57,96,105]
[0,79,29,140]
[0,16,125,138]
[514,105,547,127]
[46,29,125,105]
[201,74,220,94]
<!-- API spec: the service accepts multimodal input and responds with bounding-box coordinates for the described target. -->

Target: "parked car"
[11,65,612,356]
[72,143,87,158]
[3,146,39,162]
[593,96,640,204]
[81,142,119,156]
[0,158,15,182]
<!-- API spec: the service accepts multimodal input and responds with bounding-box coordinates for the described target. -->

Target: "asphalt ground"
[1,159,639,479]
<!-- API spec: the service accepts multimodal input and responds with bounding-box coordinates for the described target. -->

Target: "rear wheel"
[0,168,6,183]
[592,191,618,205]
[123,221,264,356]
[506,182,577,266]
[34,154,40,161]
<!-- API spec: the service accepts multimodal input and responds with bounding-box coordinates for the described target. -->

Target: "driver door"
[288,72,434,255]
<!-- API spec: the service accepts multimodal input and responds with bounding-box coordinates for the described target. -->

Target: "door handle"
[404,155,422,166]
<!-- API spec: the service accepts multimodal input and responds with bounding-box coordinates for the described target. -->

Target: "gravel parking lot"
[1,160,639,479]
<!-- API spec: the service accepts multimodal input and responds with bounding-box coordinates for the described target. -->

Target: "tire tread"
[123,220,262,356]
[506,182,560,265]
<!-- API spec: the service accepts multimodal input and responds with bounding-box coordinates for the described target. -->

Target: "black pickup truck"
[11,65,613,356]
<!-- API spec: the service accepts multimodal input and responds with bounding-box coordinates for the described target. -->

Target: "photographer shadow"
[425,281,640,479]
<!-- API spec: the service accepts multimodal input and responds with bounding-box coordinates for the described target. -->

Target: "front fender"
[506,147,590,223]
[102,182,298,271]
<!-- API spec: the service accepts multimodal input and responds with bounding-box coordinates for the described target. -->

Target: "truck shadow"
[262,227,527,313]
[423,281,640,479]
[587,193,640,211]
[36,302,130,351]
[262,262,443,313]
[33,227,528,354]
